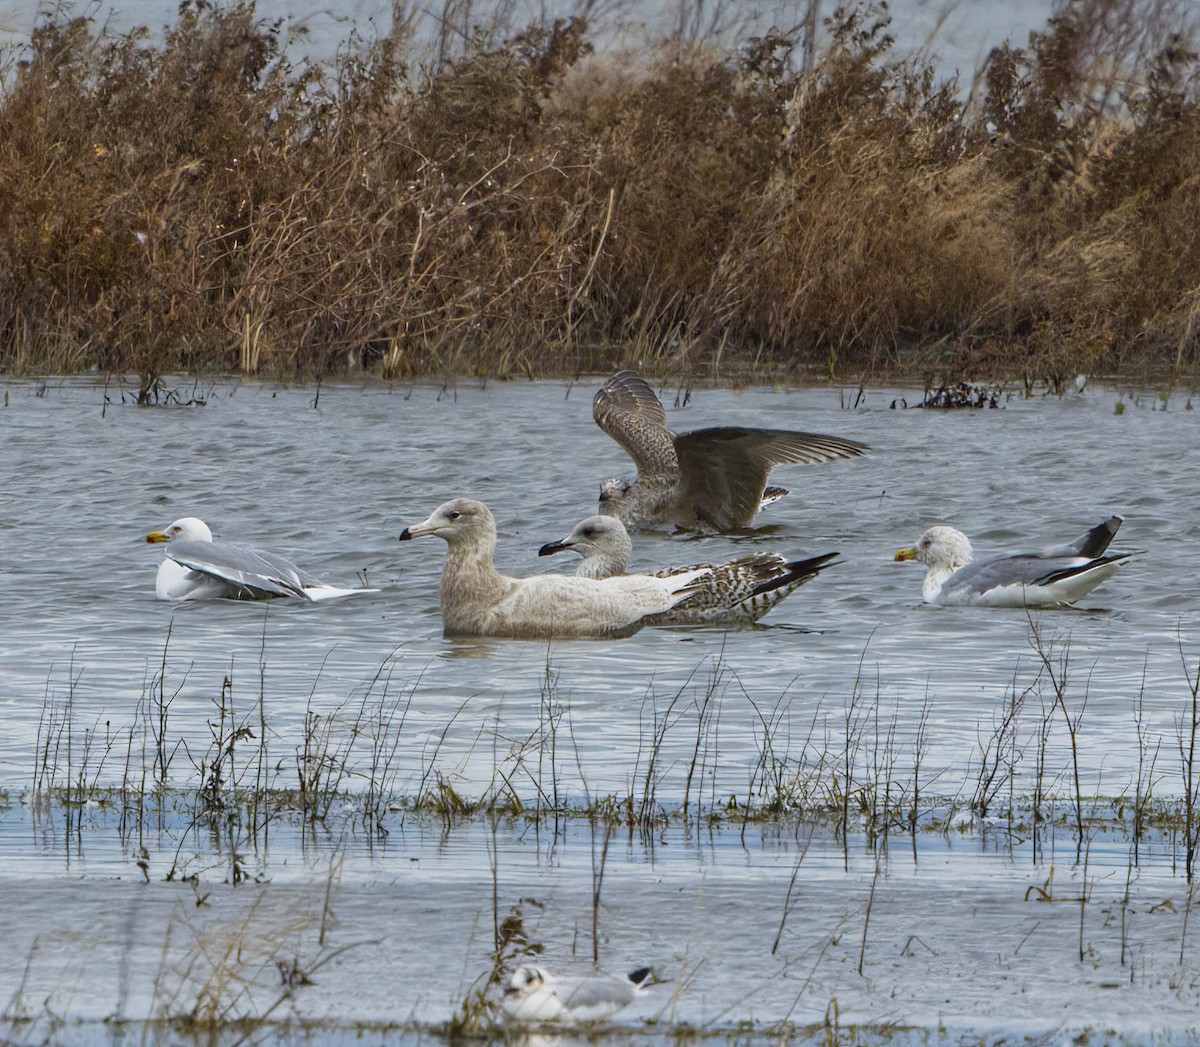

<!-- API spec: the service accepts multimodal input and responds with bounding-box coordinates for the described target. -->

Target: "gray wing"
[593,371,679,479]
[562,976,634,1011]
[941,551,1093,599]
[674,427,870,530]
[166,539,316,600]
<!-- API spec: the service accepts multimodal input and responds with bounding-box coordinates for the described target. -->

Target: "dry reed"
[0,1,1198,384]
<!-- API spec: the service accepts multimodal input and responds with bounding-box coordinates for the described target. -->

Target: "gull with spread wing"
[592,370,868,531]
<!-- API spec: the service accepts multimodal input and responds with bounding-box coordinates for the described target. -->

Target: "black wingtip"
[1072,515,1124,558]
[627,966,653,986]
[1038,551,1132,587]
[752,551,842,597]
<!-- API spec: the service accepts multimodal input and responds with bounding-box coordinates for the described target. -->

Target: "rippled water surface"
[4,375,1200,1045]
[3,375,1198,805]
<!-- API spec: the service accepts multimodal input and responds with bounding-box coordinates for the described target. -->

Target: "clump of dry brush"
[0,0,1198,386]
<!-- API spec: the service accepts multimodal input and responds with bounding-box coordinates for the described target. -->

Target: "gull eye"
[447,510,461,520]
[580,527,594,537]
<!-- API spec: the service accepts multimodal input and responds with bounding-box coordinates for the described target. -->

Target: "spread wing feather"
[592,370,679,478]
[674,427,869,529]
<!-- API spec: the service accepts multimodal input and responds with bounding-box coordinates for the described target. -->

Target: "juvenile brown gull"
[593,370,869,531]
[398,498,712,639]
[894,515,1129,607]
[146,517,377,602]
[502,964,653,1023]
[538,514,840,625]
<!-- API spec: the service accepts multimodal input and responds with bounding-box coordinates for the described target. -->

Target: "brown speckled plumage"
[538,515,840,625]
[592,371,869,532]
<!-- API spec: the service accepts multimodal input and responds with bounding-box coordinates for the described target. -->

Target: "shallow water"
[2,375,1197,809]
[3,373,1200,1043]
[4,806,1200,1045]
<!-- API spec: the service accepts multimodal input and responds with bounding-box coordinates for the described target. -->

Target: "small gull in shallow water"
[538,514,840,625]
[592,370,869,532]
[398,498,713,639]
[894,515,1130,607]
[502,964,653,1023]
[146,517,376,602]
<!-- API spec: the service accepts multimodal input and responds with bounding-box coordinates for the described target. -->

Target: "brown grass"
[1,0,1199,384]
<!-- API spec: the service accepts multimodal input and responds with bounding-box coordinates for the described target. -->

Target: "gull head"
[146,517,213,544]
[504,964,550,997]
[597,477,632,512]
[399,498,494,545]
[895,526,973,570]
[539,515,632,562]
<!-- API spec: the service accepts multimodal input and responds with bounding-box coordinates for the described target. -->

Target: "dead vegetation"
[0,0,1199,384]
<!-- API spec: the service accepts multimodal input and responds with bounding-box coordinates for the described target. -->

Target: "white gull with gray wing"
[894,515,1130,607]
[502,964,653,1023]
[146,517,375,601]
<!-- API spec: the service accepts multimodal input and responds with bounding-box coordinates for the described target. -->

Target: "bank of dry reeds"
[1,0,1199,385]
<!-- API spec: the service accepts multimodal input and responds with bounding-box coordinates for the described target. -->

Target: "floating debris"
[891,382,1006,409]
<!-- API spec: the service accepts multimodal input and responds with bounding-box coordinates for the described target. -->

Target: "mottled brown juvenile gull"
[146,517,376,602]
[894,515,1130,607]
[593,370,869,532]
[398,498,711,639]
[538,514,840,625]
[502,964,653,1023]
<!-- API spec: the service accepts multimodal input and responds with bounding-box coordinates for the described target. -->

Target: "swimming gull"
[893,515,1130,607]
[502,964,653,1023]
[398,498,712,639]
[592,370,869,531]
[538,514,840,625]
[146,517,377,602]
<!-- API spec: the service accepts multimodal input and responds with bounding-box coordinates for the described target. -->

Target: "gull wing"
[673,426,869,529]
[561,975,635,1017]
[592,370,679,478]
[941,551,1121,602]
[1052,514,1123,558]
[166,539,314,600]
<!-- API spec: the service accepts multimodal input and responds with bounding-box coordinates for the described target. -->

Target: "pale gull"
[592,370,869,531]
[894,515,1130,607]
[502,964,652,1024]
[398,498,711,639]
[538,514,840,625]
[146,517,377,602]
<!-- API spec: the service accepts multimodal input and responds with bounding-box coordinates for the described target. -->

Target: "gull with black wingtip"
[894,515,1130,608]
[538,514,840,625]
[146,517,377,602]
